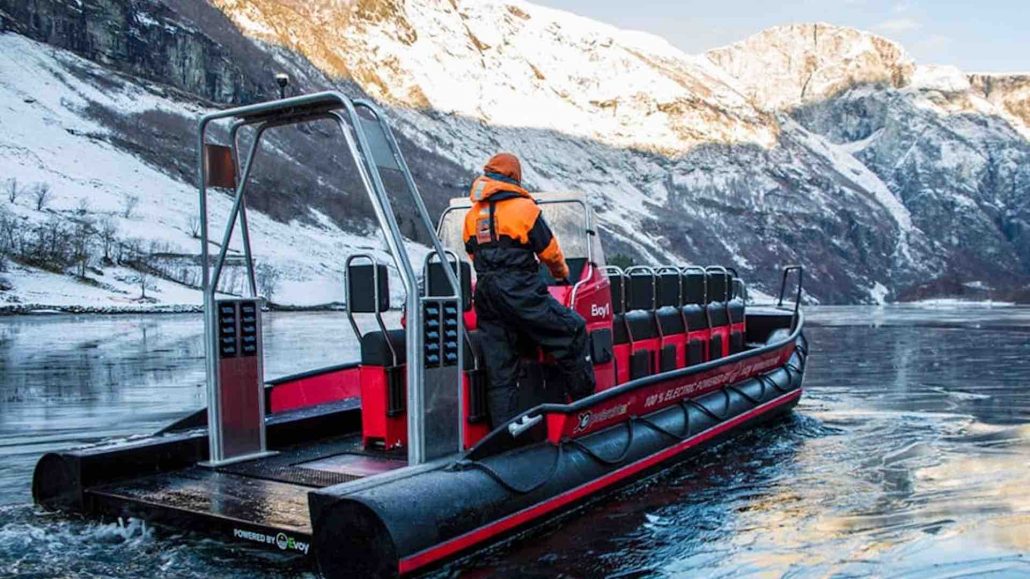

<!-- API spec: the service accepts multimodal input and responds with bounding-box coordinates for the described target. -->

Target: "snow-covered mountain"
[0,1,1027,307]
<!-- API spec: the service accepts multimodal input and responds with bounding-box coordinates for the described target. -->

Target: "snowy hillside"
[0,1,1027,307]
[0,34,396,310]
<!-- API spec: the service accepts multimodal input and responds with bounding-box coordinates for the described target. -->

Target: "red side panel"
[613,343,631,385]
[268,366,362,413]
[462,373,491,449]
[710,326,730,359]
[661,333,687,369]
[359,366,407,449]
[631,337,660,376]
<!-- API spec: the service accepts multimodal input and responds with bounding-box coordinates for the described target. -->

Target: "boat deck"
[86,433,406,539]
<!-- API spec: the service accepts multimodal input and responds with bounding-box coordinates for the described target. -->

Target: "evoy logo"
[590,302,610,320]
[233,528,310,555]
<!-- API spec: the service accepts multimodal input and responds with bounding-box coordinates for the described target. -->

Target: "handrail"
[777,265,804,332]
[345,253,396,366]
[197,91,464,465]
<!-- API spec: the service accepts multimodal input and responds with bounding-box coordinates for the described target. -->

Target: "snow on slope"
[706,22,914,110]
[212,0,776,155]
[0,33,398,309]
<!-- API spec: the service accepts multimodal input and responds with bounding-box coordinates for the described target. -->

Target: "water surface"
[0,306,1027,576]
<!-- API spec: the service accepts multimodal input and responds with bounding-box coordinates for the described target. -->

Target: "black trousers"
[474,270,595,427]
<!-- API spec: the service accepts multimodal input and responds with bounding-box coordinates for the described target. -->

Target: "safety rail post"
[777,265,804,332]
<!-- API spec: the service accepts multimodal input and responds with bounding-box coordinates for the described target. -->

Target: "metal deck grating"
[215,435,405,488]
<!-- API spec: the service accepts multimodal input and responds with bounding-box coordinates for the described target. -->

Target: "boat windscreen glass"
[437,200,590,264]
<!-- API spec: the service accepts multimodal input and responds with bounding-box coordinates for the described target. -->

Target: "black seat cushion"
[613,314,630,345]
[728,298,745,324]
[656,306,685,334]
[707,304,729,327]
[625,310,658,341]
[681,304,707,330]
[361,329,406,366]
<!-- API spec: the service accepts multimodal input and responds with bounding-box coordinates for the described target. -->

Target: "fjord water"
[1,307,1027,577]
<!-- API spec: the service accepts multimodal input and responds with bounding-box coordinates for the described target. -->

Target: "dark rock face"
[1,0,269,104]
[794,88,1030,289]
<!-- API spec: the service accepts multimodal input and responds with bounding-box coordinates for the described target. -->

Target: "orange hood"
[469,153,532,202]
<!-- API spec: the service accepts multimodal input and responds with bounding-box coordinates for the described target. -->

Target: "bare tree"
[255,263,281,300]
[0,206,16,254]
[186,214,200,238]
[75,197,91,215]
[121,194,140,219]
[98,216,118,263]
[0,207,10,272]
[126,238,156,300]
[5,178,18,204]
[33,183,51,211]
[70,218,96,277]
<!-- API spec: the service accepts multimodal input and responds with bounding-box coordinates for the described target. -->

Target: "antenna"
[275,73,290,99]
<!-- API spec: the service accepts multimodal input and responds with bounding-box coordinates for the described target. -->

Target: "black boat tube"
[310,336,807,577]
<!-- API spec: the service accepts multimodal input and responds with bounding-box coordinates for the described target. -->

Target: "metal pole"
[330,108,426,465]
[231,123,259,298]
[197,118,220,462]
[209,126,265,294]
[357,100,466,453]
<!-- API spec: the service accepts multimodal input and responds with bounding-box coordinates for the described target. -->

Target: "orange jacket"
[462,175,569,280]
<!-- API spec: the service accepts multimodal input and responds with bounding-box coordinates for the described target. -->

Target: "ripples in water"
[0,307,1027,577]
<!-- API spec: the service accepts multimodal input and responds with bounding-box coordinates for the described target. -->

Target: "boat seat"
[653,268,686,371]
[605,270,633,385]
[706,270,731,360]
[681,269,709,366]
[358,329,407,448]
[360,329,407,366]
[626,271,659,379]
[728,277,747,354]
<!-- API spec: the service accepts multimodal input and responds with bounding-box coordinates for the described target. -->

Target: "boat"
[31,92,808,577]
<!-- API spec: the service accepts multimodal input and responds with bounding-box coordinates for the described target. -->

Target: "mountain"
[0,1,1027,309]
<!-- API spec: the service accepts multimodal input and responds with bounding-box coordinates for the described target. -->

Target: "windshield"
[437,199,592,264]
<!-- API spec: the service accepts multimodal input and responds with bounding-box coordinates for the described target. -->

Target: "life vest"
[462,174,569,280]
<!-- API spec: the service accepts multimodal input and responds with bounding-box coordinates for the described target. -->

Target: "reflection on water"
[0,306,1027,577]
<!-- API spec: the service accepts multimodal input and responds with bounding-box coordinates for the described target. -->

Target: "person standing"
[462,153,596,427]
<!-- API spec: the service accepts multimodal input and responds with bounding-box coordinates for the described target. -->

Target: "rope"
[567,420,635,466]
[457,443,564,494]
[635,414,687,441]
[726,383,762,405]
[757,373,791,394]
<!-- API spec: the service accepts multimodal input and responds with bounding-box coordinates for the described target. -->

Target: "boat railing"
[777,265,804,332]
[197,91,464,466]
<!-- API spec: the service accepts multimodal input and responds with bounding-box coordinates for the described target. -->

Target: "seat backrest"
[607,271,626,316]
[626,270,656,312]
[656,268,681,308]
[347,263,390,313]
[426,260,473,311]
[705,270,730,305]
[681,269,706,306]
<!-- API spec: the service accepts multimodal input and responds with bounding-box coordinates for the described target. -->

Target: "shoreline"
[0,300,1022,317]
[0,302,349,316]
